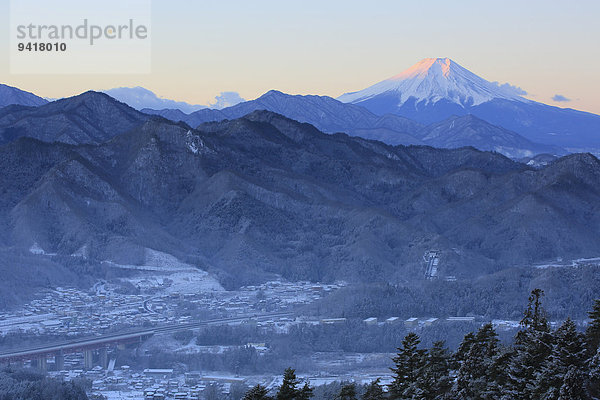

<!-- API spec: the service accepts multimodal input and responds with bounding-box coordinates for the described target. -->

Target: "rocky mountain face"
[2,110,600,287]
[0,91,150,145]
[0,84,48,108]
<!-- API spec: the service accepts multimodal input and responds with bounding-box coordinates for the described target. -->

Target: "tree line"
[0,369,89,400]
[244,289,600,399]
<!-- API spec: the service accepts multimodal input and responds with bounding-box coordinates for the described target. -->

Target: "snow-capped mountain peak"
[338,58,528,107]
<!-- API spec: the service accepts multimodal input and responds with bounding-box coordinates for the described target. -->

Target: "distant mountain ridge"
[144,90,562,157]
[416,114,565,158]
[0,91,150,145]
[143,90,425,145]
[0,81,589,157]
[0,84,48,108]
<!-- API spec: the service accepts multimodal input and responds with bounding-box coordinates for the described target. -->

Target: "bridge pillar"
[32,356,47,373]
[99,348,108,369]
[55,352,65,371]
[83,349,93,370]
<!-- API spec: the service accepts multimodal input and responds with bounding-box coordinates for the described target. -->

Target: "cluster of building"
[48,366,254,400]
[144,280,346,317]
[0,286,171,337]
[360,316,523,331]
[316,316,478,328]
[0,278,346,338]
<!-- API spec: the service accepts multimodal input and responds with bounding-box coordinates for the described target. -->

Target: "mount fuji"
[339,58,527,108]
[339,58,600,152]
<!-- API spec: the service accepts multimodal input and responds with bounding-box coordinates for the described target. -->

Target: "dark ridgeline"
[0,83,49,108]
[0,91,149,145]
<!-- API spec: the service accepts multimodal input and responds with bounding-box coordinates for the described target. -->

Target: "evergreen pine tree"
[558,366,589,400]
[362,379,384,400]
[454,323,500,399]
[478,345,513,399]
[416,341,452,399]
[506,289,553,399]
[203,383,222,400]
[453,332,476,369]
[277,368,300,400]
[297,382,313,400]
[389,332,425,399]
[521,288,549,332]
[586,299,600,354]
[231,383,249,400]
[588,348,600,399]
[532,318,587,400]
[338,383,357,400]
[244,384,273,400]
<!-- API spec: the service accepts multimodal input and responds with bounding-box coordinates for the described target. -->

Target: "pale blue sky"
[1,0,599,113]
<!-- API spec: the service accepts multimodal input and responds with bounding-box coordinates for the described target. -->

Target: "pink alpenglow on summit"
[338,58,529,107]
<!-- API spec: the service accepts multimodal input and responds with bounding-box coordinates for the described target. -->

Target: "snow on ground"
[145,334,239,355]
[164,271,224,294]
[0,313,58,334]
[97,390,145,400]
[29,242,45,255]
[0,313,56,327]
[28,242,57,256]
[144,248,192,269]
[534,256,600,269]
[102,248,224,294]
[175,341,236,355]
[102,248,198,272]
[101,260,192,272]
[122,269,223,294]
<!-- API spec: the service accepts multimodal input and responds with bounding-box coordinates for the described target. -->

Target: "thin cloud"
[492,82,527,96]
[210,92,245,109]
[552,94,571,102]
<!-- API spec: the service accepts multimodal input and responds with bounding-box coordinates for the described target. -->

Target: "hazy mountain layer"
[0,83,48,108]
[143,91,563,156]
[143,90,424,145]
[0,91,149,145]
[416,115,565,158]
